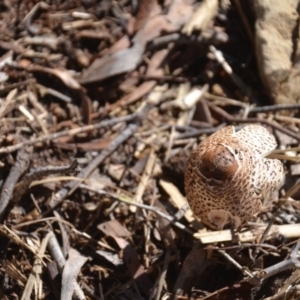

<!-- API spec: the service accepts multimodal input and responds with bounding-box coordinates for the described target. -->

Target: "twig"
[164,125,176,163]
[134,74,189,83]
[11,160,79,206]
[251,210,281,260]
[159,179,201,229]
[205,92,249,109]
[45,123,139,213]
[0,112,140,154]
[194,223,300,244]
[12,216,115,251]
[250,103,300,113]
[174,124,223,140]
[218,249,255,278]
[44,103,152,213]
[0,78,35,95]
[36,83,72,103]
[208,103,300,142]
[150,29,228,49]
[209,45,258,104]
[258,239,300,280]
[134,149,156,207]
[206,244,277,251]
[78,184,194,235]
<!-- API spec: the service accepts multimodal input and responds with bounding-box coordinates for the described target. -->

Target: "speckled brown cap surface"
[184,125,284,230]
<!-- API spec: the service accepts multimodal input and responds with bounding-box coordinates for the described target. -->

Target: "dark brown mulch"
[0,0,300,299]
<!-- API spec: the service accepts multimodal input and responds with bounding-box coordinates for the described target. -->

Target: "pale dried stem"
[195,224,300,244]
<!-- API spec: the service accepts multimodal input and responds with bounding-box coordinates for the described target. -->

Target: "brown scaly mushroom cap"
[184,125,285,230]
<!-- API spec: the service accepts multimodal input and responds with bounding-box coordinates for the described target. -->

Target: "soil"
[1,0,300,299]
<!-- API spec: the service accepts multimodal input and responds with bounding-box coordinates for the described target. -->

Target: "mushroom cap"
[184,125,285,230]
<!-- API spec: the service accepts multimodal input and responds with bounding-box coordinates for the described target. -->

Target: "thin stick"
[195,224,300,244]
[79,184,194,235]
[12,216,115,251]
[251,210,280,260]
[218,250,254,278]
[44,103,152,213]
[45,123,139,213]
[209,104,300,141]
[209,45,258,104]
[11,160,78,207]
[133,149,156,211]
[250,103,300,113]
[260,239,300,280]
[206,243,277,251]
[0,112,139,154]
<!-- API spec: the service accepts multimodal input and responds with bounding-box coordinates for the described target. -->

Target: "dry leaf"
[61,248,88,300]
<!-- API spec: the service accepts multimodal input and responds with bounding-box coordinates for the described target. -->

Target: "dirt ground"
[1,0,300,299]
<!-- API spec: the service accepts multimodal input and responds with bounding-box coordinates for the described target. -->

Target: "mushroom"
[184,124,284,230]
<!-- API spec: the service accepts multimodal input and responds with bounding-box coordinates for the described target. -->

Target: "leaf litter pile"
[2,0,300,299]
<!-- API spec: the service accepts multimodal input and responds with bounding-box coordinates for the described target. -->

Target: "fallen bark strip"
[194,223,300,244]
[48,233,86,299]
[11,160,78,207]
[0,146,33,221]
